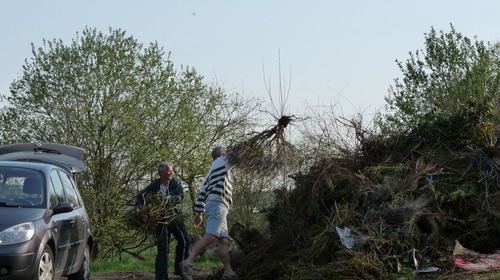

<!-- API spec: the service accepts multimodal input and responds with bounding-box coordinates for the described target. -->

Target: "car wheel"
[38,245,54,280]
[68,243,90,280]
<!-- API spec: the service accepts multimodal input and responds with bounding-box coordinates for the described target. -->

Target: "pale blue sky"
[1,1,500,117]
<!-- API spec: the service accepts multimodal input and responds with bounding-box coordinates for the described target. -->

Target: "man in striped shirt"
[180,147,238,280]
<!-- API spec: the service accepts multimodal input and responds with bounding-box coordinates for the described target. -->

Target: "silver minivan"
[0,143,92,280]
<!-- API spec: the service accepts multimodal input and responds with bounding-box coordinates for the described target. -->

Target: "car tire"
[37,245,54,280]
[68,243,91,280]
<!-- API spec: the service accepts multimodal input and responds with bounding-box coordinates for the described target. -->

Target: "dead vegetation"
[122,192,189,259]
[227,115,297,177]
[229,112,500,279]
[127,192,188,234]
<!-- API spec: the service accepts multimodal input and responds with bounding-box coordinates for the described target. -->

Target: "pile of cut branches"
[231,114,500,279]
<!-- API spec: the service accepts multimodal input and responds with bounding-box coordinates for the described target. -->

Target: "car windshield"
[0,167,45,208]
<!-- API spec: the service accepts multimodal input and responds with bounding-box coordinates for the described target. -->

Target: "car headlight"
[0,222,35,245]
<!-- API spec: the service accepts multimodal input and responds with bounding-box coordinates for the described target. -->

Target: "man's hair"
[211,146,227,160]
[157,162,174,173]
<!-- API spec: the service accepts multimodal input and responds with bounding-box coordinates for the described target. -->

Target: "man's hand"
[135,206,146,222]
[193,213,202,228]
[165,195,181,204]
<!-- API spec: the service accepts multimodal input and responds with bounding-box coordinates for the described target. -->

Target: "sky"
[1,1,500,119]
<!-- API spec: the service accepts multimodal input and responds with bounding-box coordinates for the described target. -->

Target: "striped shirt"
[194,155,233,213]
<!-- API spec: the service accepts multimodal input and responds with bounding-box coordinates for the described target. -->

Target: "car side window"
[50,170,66,207]
[58,171,81,208]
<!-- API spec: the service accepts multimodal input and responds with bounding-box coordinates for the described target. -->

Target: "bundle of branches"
[126,192,188,235]
[227,115,297,176]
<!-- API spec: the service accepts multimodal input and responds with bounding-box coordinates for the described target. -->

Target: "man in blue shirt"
[137,162,190,280]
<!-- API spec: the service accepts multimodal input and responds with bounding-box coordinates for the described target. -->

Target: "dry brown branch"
[126,192,188,235]
[226,115,297,176]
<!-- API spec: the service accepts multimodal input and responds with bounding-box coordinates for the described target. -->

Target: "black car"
[0,143,92,280]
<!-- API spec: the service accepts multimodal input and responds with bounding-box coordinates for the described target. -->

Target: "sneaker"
[179,260,193,280]
[221,271,238,280]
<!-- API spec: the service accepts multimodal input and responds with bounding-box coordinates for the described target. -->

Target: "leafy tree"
[228,171,277,230]
[378,24,500,134]
[0,27,257,257]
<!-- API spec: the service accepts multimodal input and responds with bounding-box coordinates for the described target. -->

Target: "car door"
[49,169,81,273]
[57,169,86,266]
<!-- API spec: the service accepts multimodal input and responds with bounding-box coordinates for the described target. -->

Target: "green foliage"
[92,249,156,273]
[378,24,500,133]
[229,171,275,231]
[0,27,258,257]
[91,247,219,273]
[365,165,410,181]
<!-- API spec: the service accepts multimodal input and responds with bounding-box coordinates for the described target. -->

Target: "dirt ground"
[90,271,157,280]
[88,268,216,280]
[85,270,500,280]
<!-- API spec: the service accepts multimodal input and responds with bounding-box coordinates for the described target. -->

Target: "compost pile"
[232,113,500,279]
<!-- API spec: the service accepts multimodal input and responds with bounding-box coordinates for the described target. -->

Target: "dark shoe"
[179,260,193,280]
[221,271,238,280]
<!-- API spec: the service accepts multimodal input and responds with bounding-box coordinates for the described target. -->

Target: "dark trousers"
[155,222,190,280]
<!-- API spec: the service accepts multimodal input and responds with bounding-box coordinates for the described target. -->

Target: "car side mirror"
[52,202,74,214]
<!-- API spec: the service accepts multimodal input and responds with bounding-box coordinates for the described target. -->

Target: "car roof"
[0,160,55,172]
[0,143,86,173]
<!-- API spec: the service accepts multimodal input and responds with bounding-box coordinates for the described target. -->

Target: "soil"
[83,270,500,280]
[87,268,216,280]
[89,271,157,280]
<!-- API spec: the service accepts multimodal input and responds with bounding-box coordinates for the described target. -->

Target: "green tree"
[378,24,500,134]
[229,171,277,230]
[0,27,257,257]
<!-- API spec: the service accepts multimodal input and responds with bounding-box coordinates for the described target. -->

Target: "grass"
[91,249,220,274]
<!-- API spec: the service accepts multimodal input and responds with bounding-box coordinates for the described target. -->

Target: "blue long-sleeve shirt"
[136,177,184,207]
